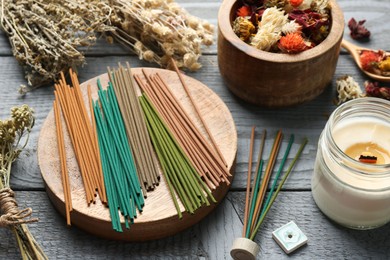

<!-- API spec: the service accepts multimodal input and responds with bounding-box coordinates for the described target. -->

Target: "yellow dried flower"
[233,17,256,41]
[378,57,390,71]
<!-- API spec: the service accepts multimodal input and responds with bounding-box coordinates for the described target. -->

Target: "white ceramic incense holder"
[230,237,260,260]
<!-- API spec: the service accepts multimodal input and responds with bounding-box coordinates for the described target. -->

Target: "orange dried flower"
[237,6,251,17]
[289,0,303,8]
[360,50,381,71]
[278,33,308,54]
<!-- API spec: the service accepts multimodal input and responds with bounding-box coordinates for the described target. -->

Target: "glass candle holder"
[312,97,390,229]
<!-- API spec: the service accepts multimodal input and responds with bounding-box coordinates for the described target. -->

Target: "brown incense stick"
[54,99,72,226]
[242,126,256,237]
[170,58,227,167]
[154,72,230,177]
[54,71,106,205]
[249,130,283,233]
[135,71,229,188]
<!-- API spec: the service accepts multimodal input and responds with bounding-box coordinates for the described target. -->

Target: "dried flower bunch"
[0,0,214,90]
[232,0,331,53]
[360,50,390,77]
[108,0,214,71]
[0,0,113,90]
[0,105,47,259]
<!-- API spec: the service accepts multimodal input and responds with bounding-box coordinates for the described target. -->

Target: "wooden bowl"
[218,0,344,107]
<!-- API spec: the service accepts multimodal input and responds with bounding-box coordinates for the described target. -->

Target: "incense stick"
[53,99,72,226]
[170,58,227,167]
[134,71,230,190]
[249,138,308,240]
[249,130,283,233]
[54,70,105,204]
[242,126,256,237]
[260,134,294,218]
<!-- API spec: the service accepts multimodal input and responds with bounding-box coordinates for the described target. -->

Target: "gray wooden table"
[1,0,390,259]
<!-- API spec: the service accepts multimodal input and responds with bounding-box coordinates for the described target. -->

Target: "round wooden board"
[38,67,237,241]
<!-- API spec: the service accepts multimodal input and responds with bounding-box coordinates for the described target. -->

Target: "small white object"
[272,221,308,254]
[230,237,260,260]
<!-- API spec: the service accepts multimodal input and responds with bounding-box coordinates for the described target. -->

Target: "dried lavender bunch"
[107,0,214,71]
[0,105,48,259]
[0,0,113,90]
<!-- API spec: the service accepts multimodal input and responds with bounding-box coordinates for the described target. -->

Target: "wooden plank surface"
[1,0,390,259]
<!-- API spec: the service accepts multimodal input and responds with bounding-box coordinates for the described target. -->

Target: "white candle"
[312,98,390,229]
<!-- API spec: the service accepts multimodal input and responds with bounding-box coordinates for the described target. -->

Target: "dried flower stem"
[0,105,47,259]
[0,0,113,90]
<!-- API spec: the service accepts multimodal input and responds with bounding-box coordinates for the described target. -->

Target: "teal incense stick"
[259,134,294,218]
[249,138,308,241]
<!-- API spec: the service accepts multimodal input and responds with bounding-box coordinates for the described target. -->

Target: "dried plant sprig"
[0,104,47,259]
[107,0,214,71]
[0,0,113,89]
[336,75,363,105]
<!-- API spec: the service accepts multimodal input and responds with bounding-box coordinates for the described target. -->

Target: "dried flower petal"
[278,33,308,53]
[360,50,382,71]
[289,0,303,8]
[364,81,390,100]
[237,5,252,17]
[348,18,370,40]
[282,20,301,34]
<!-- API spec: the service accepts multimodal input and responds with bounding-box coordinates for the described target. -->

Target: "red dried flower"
[348,18,370,40]
[288,9,330,44]
[364,81,390,100]
[278,33,308,54]
[289,0,303,8]
[237,6,252,17]
[360,50,382,71]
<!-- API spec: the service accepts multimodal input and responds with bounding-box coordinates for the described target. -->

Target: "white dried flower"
[152,23,173,38]
[260,7,288,33]
[143,50,156,62]
[298,0,313,10]
[336,75,363,105]
[251,25,281,51]
[282,20,301,34]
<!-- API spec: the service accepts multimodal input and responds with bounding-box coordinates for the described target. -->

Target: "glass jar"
[312,97,390,229]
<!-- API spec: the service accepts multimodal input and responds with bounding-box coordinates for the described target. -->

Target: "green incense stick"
[249,138,308,241]
[245,159,264,238]
[259,134,294,219]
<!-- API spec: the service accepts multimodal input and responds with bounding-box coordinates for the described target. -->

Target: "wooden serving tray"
[38,67,237,241]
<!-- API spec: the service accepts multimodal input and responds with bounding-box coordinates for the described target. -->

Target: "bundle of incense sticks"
[107,64,160,194]
[92,79,144,232]
[134,68,231,190]
[54,69,107,227]
[53,64,230,227]
[242,128,308,240]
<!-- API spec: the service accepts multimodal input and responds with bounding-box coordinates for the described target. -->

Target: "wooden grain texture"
[1,0,390,258]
